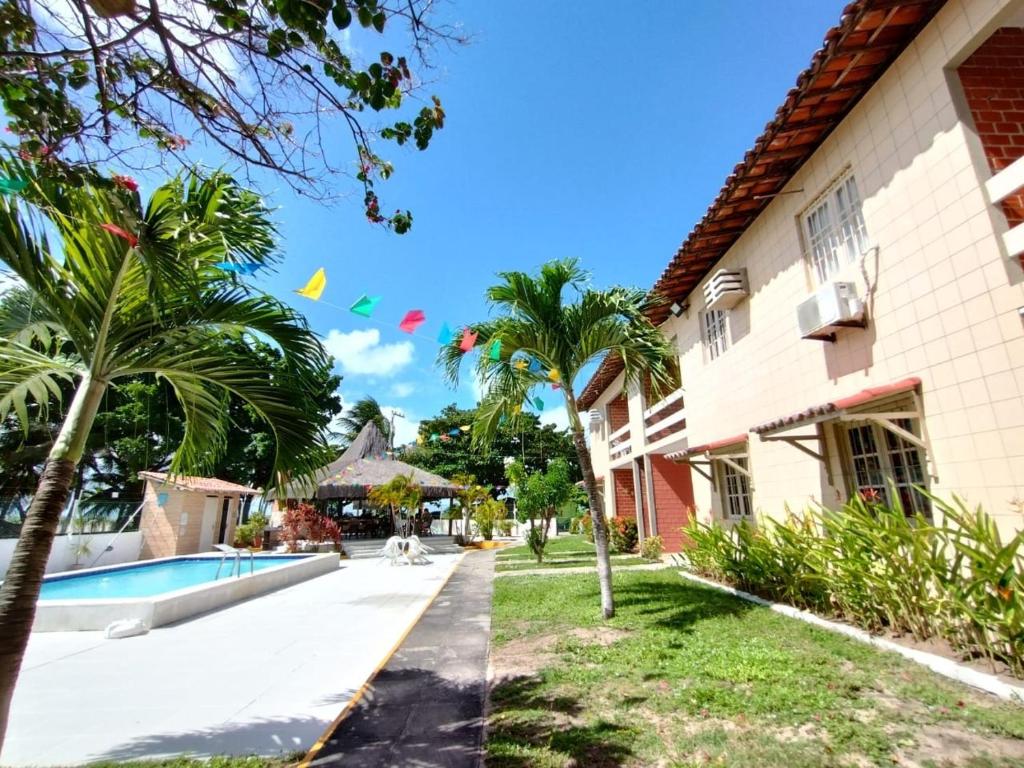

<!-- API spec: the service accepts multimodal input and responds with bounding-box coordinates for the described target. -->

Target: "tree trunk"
[0,374,106,752]
[562,390,614,618]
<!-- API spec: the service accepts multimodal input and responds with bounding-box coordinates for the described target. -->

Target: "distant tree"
[0,0,462,214]
[402,403,579,489]
[448,471,489,543]
[506,458,575,563]
[438,259,678,619]
[335,395,391,447]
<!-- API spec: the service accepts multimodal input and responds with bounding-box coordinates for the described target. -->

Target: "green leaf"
[332,4,352,29]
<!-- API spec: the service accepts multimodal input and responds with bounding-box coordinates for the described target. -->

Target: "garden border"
[678,570,1024,704]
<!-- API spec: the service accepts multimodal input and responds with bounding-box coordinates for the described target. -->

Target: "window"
[803,174,869,284]
[843,417,929,516]
[702,309,729,360]
[716,456,752,519]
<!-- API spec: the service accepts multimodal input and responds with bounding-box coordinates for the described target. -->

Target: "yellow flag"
[512,404,521,414]
[416,434,424,445]
[460,425,471,432]
[297,268,326,300]
[548,368,561,384]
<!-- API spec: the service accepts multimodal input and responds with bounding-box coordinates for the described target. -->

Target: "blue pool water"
[39,556,308,600]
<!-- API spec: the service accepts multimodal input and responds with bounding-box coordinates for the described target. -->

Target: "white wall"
[0,531,144,578]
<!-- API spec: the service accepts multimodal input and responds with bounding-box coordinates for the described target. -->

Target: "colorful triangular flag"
[448,428,460,436]
[513,358,528,371]
[460,424,471,432]
[548,368,561,384]
[399,309,426,333]
[488,339,502,361]
[460,328,478,353]
[552,382,561,391]
[512,404,521,414]
[533,397,544,411]
[0,178,27,195]
[214,261,244,273]
[437,322,454,345]
[440,434,451,442]
[296,268,326,300]
[528,357,542,373]
[100,223,139,248]
[429,433,440,442]
[350,294,381,317]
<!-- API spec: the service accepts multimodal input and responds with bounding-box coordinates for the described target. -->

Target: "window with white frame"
[842,416,929,516]
[715,455,752,519]
[702,309,729,360]
[803,173,870,284]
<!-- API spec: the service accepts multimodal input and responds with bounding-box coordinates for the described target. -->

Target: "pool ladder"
[213,545,254,579]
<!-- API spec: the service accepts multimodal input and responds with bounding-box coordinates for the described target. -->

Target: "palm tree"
[438,259,677,618]
[368,474,423,536]
[0,164,333,750]
[336,395,392,447]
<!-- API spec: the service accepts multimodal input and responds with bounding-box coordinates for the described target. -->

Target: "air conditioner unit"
[702,268,749,311]
[797,281,865,341]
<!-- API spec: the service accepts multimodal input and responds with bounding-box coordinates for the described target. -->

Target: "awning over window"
[665,434,747,462]
[750,377,921,437]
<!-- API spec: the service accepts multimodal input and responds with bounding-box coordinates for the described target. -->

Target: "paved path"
[1,554,463,767]
[308,550,495,768]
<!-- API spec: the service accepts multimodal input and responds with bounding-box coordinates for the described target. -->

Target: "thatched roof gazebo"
[315,422,458,501]
[273,421,459,504]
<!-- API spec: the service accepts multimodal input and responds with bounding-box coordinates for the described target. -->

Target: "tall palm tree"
[336,395,392,447]
[368,474,423,536]
[439,259,677,618]
[0,164,333,750]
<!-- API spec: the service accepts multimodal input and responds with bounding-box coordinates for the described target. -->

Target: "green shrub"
[580,514,593,543]
[499,518,513,537]
[610,517,638,553]
[683,492,1024,677]
[640,535,663,560]
[569,516,582,535]
[473,499,505,541]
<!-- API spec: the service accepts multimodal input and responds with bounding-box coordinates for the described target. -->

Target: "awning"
[665,434,747,462]
[751,377,921,436]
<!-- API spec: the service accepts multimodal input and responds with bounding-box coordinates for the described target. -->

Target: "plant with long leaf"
[438,258,678,619]
[0,162,335,750]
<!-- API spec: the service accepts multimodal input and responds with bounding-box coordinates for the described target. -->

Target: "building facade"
[580,0,1024,551]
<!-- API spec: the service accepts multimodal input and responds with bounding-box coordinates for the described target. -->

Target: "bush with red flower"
[281,503,341,553]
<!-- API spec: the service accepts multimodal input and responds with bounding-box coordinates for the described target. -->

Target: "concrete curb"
[495,562,668,578]
[678,570,1024,705]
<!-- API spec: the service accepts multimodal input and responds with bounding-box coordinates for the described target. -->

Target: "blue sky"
[179,2,847,443]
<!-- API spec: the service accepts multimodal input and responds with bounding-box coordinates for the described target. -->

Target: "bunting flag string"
[214,261,262,275]
[291,266,571,423]
[399,309,426,334]
[100,223,139,248]
[0,178,28,194]
[350,294,381,317]
[296,268,326,300]
[459,328,478,352]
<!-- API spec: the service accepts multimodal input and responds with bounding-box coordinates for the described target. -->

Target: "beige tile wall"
[590,0,1024,537]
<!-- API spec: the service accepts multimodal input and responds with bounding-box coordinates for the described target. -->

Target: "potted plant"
[248,512,268,549]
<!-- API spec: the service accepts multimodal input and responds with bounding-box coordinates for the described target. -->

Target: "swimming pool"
[33,553,340,632]
[40,556,307,600]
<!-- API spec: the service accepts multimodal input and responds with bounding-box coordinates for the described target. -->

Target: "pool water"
[39,556,308,600]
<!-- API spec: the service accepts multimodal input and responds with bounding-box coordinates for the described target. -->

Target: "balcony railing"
[643,388,686,441]
[985,155,1024,259]
[608,422,631,460]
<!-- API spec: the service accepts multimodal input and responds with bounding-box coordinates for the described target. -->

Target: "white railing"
[643,387,686,440]
[985,155,1024,259]
[642,387,684,420]
[608,423,631,461]
[608,423,630,443]
[609,440,632,460]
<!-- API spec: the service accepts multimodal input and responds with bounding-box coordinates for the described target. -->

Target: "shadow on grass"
[488,675,637,768]
[613,576,759,633]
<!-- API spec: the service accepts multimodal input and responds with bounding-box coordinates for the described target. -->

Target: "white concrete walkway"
[1,553,463,767]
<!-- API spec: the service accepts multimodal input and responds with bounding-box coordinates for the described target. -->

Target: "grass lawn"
[497,534,596,560]
[496,557,650,572]
[488,569,1024,768]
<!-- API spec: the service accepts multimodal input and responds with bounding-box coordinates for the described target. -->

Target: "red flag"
[399,309,426,334]
[459,328,478,352]
[100,223,138,248]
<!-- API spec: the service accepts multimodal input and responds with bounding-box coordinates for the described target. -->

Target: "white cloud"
[390,382,415,398]
[324,329,414,377]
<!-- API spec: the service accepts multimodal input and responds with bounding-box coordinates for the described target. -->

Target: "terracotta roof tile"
[139,471,258,495]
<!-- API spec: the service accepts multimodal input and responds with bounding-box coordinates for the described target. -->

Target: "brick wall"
[957,27,1024,226]
[649,455,695,553]
[607,395,629,432]
[612,468,635,520]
